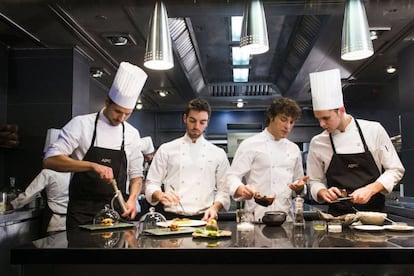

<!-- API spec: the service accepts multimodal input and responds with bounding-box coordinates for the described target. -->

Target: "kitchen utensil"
[254,193,275,207]
[170,185,185,213]
[93,204,120,226]
[110,179,128,214]
[262,211,287,227]
[139,207,168,234]
[331,196,353,203]
[384,216,408,226]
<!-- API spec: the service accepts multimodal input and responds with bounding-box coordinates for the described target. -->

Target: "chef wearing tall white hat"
[44,62,148,229]
[306,68,404,216]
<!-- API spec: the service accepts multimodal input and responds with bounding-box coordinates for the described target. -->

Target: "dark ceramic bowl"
[262,211,287,226]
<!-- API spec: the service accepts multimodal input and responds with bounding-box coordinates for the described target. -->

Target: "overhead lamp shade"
[240,0,269,55]
[144,1,174,70]
[341,0,374,61]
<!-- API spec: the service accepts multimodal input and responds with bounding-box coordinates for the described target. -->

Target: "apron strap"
[90,112,100,148]
[91,111,126,150]
[354,119,369,152]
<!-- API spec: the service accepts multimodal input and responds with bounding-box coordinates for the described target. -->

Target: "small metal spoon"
[384,216,407,226]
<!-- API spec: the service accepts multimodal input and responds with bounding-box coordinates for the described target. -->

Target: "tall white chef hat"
[43,128,60,153]
[108,62,148,109]
[140,136,155,155]
[309,68,343,111]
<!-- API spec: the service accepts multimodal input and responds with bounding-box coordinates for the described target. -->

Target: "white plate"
[144,227,197,236]
[383,225,414,232]
[156,219,207,228]
[353,225,385,231]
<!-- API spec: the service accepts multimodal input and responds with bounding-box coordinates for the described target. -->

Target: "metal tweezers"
[170,185,185,213]
[331,196,353,203]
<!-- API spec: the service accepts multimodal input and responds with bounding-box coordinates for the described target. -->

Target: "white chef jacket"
[44,110,144,180]
[11,169,71,232]
[226,129,305,221]
[145,134,230,215]
[307,117,405,203]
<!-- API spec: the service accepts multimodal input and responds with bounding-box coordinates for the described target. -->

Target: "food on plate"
[254,193,275,207]
[100,218,114,226]
[317,210,359,225]
[356,211,387,225]
[206,219,218,231]
[169,220,180,231]
[171,217,191,225]
[192,219,232,238]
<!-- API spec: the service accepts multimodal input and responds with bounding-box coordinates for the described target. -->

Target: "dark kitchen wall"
[1,48,90,191]
[398,43,414,197]
[0,43,8,186]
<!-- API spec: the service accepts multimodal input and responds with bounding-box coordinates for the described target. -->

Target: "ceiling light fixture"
[136,101,143,110]
[90,68,104,78]
[235,99,246,108]
[240,0,269,55]
[110,36,128,46]
[341,0,374,61]
[144,1,174,70]
[370,30,378,40]
[386,65,397,74]
[156,89,170,97]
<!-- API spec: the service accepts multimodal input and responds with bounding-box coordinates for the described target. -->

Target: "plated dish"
[144,227,196,236]
[383,224,414,232]
[353,225,385,231]
[79,222,135,231]
[192,228,232,239]
[156,219,207,228]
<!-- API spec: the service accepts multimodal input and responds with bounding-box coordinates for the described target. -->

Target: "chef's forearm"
[128,177,142,202]
[43,155,95,172]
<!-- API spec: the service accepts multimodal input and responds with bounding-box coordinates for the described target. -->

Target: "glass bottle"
[293,195,305,227]
[292,195,306,247]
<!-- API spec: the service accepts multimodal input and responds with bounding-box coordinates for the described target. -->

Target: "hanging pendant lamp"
[341,0,374,61]
[240,0,269,55]
[144,1,174,70]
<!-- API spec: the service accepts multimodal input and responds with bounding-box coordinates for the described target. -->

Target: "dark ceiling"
[0,0,413,111]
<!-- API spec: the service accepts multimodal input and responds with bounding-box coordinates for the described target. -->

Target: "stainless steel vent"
[169,18,206,94]
[208,83,278,97]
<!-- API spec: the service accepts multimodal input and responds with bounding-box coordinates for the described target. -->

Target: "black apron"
[66,112,128,230]
[326,119,384,216]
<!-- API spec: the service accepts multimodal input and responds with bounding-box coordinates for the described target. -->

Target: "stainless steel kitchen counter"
[11,217,414,276]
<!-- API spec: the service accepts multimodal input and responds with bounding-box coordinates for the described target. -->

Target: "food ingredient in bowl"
[254,193,275,207]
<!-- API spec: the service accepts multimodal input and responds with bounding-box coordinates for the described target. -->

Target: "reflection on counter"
[23,218,414,250]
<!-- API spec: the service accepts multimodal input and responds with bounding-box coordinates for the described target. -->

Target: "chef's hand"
[158,190,180,206]
[123,198,138,220]
[235,184,256,200]
[289,176,309,193]
[202,207,219,222]
[317,186,343,203]
[349,182,383,204]
[91,162,114,182]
